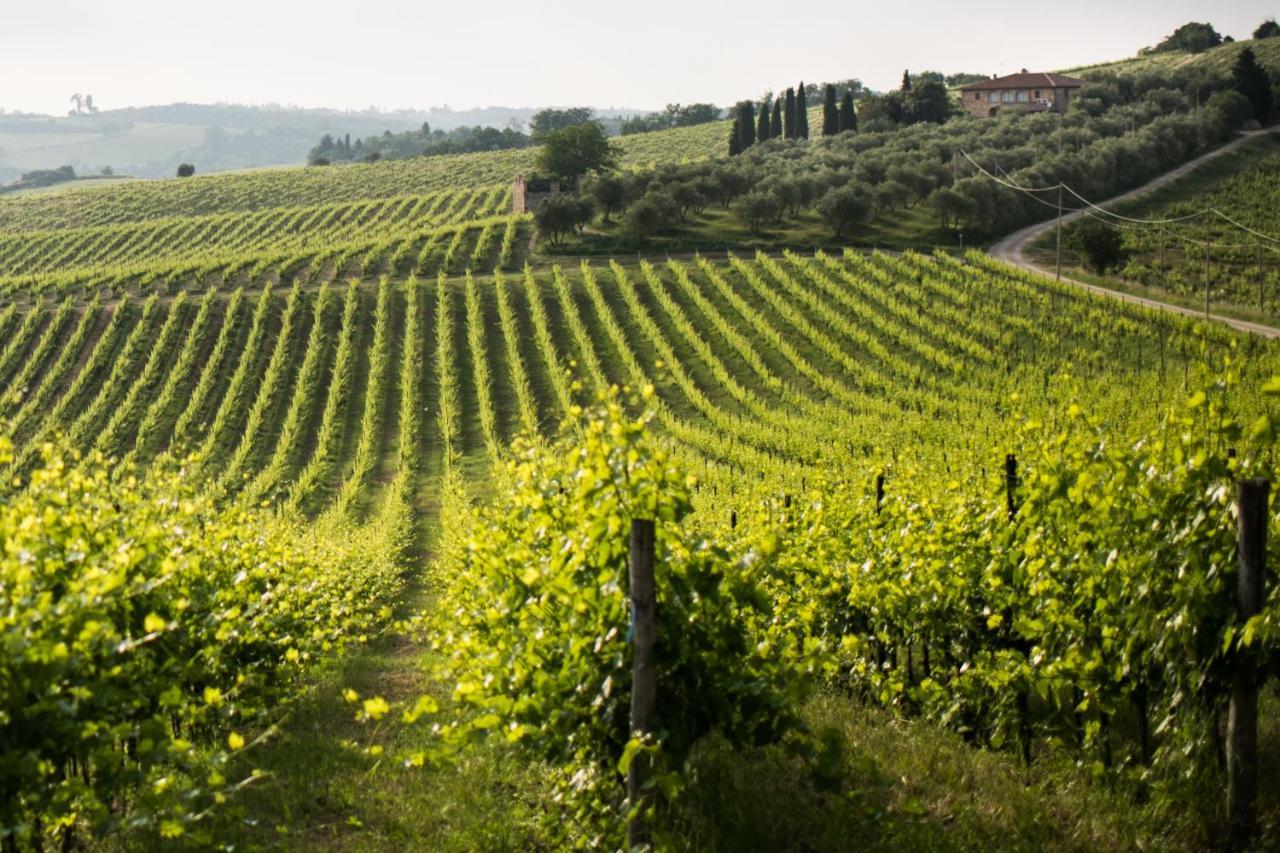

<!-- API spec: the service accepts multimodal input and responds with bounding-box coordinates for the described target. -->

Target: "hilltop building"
[959,70,1085,117]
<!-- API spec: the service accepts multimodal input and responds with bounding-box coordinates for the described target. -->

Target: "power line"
[958,147,1280,240]
[958,145,1280,319]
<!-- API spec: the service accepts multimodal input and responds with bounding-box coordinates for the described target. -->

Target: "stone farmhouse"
[958,70,1085,118]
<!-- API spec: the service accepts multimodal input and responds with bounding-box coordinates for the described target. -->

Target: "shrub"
[1069,219,1127,273]
[1205,90,1256,131]
[176,163,195,178]
[421,393,808,846]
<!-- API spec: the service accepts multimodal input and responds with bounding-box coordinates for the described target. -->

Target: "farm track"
[989,128,1280,339]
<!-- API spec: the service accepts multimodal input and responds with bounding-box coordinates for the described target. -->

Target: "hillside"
[4,27,1280,853]
[1065,34,1280,79]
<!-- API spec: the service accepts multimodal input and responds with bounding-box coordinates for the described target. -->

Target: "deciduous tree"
[737,191,782,234]
[583,173,628,223]
[530,107,594,139]
[535,122,617,184]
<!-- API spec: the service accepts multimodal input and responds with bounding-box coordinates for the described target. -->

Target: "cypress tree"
[901,69,912,92]
[784,87,796,139]
[797,82,809,139]
[839,89,857,133]
[771,98,783,138]
[737,101,756,150]
[728,117,741,156]
[1234,46,1274,124]
[757,99,771,142]
[822,83,839,135]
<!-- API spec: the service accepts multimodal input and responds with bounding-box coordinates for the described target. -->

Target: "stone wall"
[512,174,562,214]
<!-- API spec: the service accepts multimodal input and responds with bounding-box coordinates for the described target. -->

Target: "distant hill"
[5,34,1276,184]
[0,103,645,182]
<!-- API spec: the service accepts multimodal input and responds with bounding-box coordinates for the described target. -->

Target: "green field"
[3,49,1280,852]
[0,121,208,176]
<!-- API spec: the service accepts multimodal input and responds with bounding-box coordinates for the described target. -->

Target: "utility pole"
[1204,215,1212,319]
[1259,243,1266,313]
[1055,185,1064,282]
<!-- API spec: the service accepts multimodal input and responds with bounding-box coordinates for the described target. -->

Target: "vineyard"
[2,216,1280,846]
[3,64,1280,847]
[1028,132,1280,327]
[1106,143,1280,318]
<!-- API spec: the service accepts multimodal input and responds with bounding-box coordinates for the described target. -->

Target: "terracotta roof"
[959,71,1086,91]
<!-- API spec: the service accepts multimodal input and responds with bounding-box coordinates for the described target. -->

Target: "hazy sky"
[1,1,1276,115]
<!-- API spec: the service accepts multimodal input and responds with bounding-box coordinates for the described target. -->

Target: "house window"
[1001,90,1014,103]
[974,92,981,100]
[1017,90,1029,102]
[988,92,999,103]
[1034,89,1041,98]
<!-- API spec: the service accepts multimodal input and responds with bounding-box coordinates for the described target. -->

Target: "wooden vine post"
[1004,453,1033,764]
[628,518,657,851]
[1004,454,1018,521]
[1228,478,1269,846]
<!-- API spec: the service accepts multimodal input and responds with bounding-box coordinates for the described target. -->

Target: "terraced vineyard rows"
[0,250,1266,514]
[0,213,532,296]
[4,242,1279,847]
[0,186,510,276]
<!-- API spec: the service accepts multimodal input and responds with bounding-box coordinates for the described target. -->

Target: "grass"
[172,646,1277,852]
